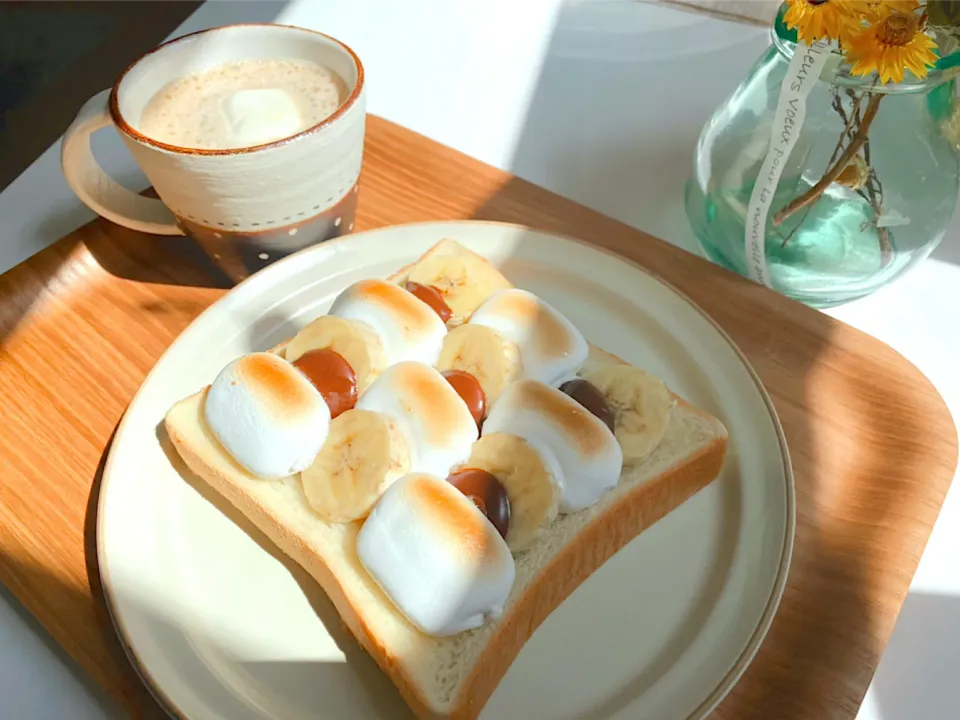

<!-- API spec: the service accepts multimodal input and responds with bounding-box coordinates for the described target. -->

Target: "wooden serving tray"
[0,116,955,719]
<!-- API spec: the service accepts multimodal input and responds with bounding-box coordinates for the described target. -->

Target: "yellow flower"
[783,0,862,44]
[845,9,939,83]
[870,1,921,14]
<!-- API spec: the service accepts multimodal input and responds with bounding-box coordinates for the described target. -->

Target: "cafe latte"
[137,58,348,150]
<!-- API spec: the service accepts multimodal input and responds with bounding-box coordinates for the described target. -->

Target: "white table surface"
[2,1,957,718]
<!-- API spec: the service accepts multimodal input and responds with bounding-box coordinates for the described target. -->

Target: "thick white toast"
[163,240,728,719]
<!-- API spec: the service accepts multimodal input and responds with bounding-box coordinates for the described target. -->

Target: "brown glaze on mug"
[176,181,359,282]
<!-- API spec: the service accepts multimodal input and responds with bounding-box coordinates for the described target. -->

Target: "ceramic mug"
[60,23,365,281]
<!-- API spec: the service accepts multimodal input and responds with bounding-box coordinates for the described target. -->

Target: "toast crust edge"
[165,398,726,720]
[162,238,730,720]
[450,414,726,719]
[164,409,446,720]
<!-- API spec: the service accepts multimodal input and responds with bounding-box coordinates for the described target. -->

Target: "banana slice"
[464,433,561,552]
[286,316,387,394]
[581,364,674,465]
[301,409,411,523]
[406,249,513,325]
[436,325,522,404]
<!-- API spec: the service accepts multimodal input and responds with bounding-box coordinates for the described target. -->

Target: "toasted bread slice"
[163,240,728,719]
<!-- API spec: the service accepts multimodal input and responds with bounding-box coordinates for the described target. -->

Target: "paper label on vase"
[744,38,833,287]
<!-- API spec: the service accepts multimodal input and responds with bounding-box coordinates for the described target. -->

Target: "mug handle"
[60,89,183,236]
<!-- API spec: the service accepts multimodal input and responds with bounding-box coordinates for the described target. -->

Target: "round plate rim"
[96,219,796,720]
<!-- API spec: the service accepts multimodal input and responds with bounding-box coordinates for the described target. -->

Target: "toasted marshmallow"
[204,352,330,479]
[468,289,588,387]
[329,279,447,366]
[482,379,622,512]
[357,472,515,636]
[356,362,478,478]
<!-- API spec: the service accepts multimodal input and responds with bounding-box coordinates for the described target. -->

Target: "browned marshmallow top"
[235,352,323,420]
[352,279,440,333]
[513,379,610,457]
[407,473,499,560]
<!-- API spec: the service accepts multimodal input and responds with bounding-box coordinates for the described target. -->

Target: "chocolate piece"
[559,378,615,433]
[404,281,453,324]
[447,468,510,539]
[441,369,486,428]
[292,348,358,419]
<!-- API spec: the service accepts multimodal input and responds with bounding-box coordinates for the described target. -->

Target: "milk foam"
[138,58,347,150]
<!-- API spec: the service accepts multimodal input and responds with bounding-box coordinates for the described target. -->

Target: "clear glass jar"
[685,3,960,307]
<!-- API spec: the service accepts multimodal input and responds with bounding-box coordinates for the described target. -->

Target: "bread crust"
[164,404,443,720]
[165,393,725,720]
[450,409,725,718]
[162,239,729,719]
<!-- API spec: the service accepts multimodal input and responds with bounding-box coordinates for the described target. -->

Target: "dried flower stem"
[829,88,860,162]
[772,93,884,226]
[778,204,816,248]
[861,150,894,266]
[780,88,859,249]
[846,90,892,265]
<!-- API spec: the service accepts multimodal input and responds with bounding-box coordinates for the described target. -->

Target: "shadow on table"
[0,1,202,194]
[0,0,288,348]
[0,213,233,359]
[0,567,123,720]
[84,217,238,290]
[1,538,409,720]
[930,214,960,266]
[871,590,960,720]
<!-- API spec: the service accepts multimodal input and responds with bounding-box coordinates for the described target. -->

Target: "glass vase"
[685,4,960,307]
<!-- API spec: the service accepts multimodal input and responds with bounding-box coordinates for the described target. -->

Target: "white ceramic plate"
[98,221,794,720]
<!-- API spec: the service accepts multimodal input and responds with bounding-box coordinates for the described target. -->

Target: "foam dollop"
[221,88,304,147]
